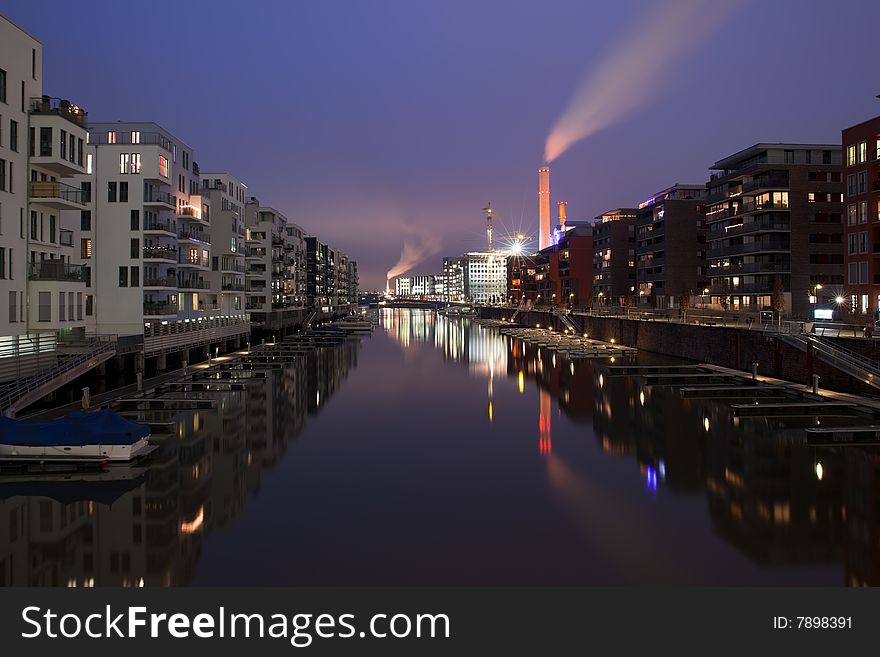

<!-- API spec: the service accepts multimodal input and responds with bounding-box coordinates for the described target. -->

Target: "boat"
[0,409,155,463]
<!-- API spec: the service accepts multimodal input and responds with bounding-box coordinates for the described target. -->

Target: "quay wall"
[478,307,878,396]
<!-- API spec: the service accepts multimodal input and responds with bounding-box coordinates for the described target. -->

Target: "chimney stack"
[538,165,551,250]
[557,201,567,228]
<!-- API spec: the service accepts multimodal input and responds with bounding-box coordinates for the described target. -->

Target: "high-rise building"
[635,184,708,309]
[201,172,247,314]
[842,117,880,316]
[705,144,843,317]
[443,256,466,302]
[592,208,637,305]
[0,16,91,381]
[464,252,508,304]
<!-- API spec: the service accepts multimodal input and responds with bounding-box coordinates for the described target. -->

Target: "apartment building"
[283,220,307,308]
[201,172,247,314]
[81,121,249,363]
[842,117,880,316]
[245,200,288,328]
[592,208,637,305]
[635,184,707,309]
[0,16,90,382]
[705,144,843,317]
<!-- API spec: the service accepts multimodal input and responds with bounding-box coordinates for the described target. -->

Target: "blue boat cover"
[0,409,150,446]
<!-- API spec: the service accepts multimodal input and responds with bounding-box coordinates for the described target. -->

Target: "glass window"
[118,266,127,287]
[38,291,50,322]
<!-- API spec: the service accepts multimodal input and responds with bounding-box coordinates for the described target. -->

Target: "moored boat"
[0,409,154,463]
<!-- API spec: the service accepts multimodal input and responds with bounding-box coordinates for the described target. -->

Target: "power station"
[538,165,551,250]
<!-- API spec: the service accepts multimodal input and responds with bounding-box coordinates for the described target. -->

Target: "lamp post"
[702,287,709,309]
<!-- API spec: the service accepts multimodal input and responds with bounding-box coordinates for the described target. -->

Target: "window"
[118,266,128,287]
[859,171,867,194]
[107,131,117,144]
[0,68,6,104]
[131,131,140,144]
[68,292,74,321]
[8,291,15,323]
[859,141,868,163]
[119,181,128,203]
[847,174,857,196]
[49,215,56,243]
[59,129,67,160]
[784,150,794,164]
[860,231,869,254]
[159,155,169,178]
[81,238,92,259]
[81,181,91,202]
[130,209,139,230]
[81,210,91,231]
[848,204,857,225]
[119,153,130,174]
[77,292,83,320]
[39,127,51,156]
[0,248,4,279]
[38,292,50,322]
[59,291,65,321]
[807,192,815,203]
[131,153,141,174]
[861,261,869,284]
[86,153,93,174]
[860,201,868,224]
[108,181,117,203]
[847,144,857,166]
[9,120,17,152]
[848,233,857,255]
[130,238,139,259]
[130,266,139,287]
[0,159,5,191]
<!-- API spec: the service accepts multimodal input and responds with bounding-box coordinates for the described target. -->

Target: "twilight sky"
[3,0,880,289]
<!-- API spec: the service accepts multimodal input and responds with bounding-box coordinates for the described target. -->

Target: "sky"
[3,0,880,290]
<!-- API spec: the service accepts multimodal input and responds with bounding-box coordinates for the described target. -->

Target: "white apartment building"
[201,172,247,314]
[80,121,248,361]
[443,256,466,302]
[283,220,307,308]
[464,252,508,304]
[0,16,91,383]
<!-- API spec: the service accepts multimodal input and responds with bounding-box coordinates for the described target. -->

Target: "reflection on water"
[3,308,880,586]
[382,309,880,586]
[0,343,358,587]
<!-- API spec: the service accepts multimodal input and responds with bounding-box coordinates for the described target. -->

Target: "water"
[1,308,878,586]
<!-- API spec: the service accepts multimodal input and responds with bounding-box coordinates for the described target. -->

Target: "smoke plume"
[544,0,742,163]
[385,233,442,289]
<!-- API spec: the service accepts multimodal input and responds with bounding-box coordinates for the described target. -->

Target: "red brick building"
[842,116,880,316]
[507,225,592,308]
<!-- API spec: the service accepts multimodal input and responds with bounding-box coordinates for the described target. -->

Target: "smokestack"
[557,201,567,228]
[538,165,551,250]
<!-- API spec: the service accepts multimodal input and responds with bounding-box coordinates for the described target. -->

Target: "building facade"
[592,208,637,305]
[443,256,466,302]
[463,252,507,304]
[705,144,843,317]
[635,184,707,309]
[842,117,880,316]
[201,172,247,315]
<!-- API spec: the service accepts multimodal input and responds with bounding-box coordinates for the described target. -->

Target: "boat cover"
[0,410,150,446]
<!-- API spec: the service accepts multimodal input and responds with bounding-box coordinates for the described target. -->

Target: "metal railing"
[144,190,175,205]
[783,333,880,390]
[0,335,117,416]
[29,96,87,128]
[144,302,177,316]
[144,246,177,260]
[29,181,84,205]
[144,218,176,232]
[28,261,85,282]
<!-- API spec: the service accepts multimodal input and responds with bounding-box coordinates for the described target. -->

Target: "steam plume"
[386,234,442,291]
[544,0,742,163]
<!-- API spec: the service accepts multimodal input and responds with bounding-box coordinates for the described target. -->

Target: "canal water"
[1,308,878,586]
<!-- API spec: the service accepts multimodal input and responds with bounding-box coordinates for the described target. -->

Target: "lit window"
[131,131,140,144]
[86,153,93,175]
[119,153,130,174]
[107,131,117,145]
[159,155,169,178]
[859,141,867,163]
[131,153,141,174]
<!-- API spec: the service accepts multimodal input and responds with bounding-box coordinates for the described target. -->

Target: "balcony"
[178,277,209,290]
[740,200,789,214]
[144,275,178,289]
[28,181,85,209]
[221,283,246,292]
[178,227,211,243]
[143,246,177,261]
[28,261,85,282]
[220,261,246,273]
[90,131,173,152]
[709,240,790,258]
[29,96,87,129]
[715,219,790,238]
[144,302,177,317]
[144,217,176,234]
[179,253,210,269]
[177,205,203,220]
[144,190,175,208]
[742,175,789,193]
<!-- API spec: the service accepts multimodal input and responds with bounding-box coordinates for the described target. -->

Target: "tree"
[771,275,786,327]
[679,283,691,322]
